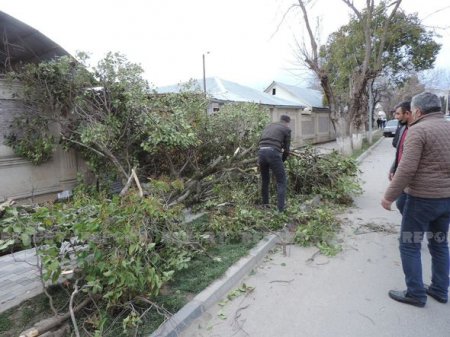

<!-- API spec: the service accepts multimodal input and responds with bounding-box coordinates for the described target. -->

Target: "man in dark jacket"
[391,102,410,150]
[389,101,413,215]
[258,115,291,212]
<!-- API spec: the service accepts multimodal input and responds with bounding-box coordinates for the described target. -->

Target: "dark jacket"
[392,122,406,148]
[390,123,407,175]
[259,122,291,160]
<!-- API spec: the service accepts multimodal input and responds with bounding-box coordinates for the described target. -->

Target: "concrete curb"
[149,234,279,337]
[356,134,384,163]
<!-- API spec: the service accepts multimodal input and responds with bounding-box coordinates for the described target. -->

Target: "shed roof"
[0,11,70,72]
[157,77,303,108]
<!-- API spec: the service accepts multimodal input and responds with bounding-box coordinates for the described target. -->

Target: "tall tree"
[377,74,425,116]
[420,67,450,90]
[294,0,440,154]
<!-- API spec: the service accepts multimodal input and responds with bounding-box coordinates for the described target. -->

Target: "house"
[264,81,326,110]
[264,81,325,109]
[264,81,334,145]
[157,77,335,147]
[0,11,82,203]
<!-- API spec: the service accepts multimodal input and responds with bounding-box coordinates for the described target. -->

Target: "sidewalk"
[178,137,450,337]
[0,248,42,313]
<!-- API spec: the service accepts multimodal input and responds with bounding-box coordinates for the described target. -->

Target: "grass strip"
[0,237,260,336]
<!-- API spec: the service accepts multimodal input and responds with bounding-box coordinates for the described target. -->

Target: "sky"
[1,0,450,91]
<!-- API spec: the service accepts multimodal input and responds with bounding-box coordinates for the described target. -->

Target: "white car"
[383,119,399,137]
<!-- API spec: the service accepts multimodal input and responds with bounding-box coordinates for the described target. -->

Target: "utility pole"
[202,51,209,95]
[446,90,449,115]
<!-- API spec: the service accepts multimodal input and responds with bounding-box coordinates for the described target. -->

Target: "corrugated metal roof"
[270,81,324,108]
[156,77,303,107]
[0,11,70,72]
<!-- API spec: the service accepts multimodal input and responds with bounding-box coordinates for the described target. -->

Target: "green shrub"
[286,146,361,203]
[0,189,192,308]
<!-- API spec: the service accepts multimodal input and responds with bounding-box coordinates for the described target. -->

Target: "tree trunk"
[352,132,363,151]
[367,79,375,144]
[334,117,352,156]
[19,297,91,337]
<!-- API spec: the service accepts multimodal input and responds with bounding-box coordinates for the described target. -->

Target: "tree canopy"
[321,4,440,107]
[295,0,440,154]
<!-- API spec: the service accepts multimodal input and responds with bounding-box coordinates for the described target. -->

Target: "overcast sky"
[1,0,449,90]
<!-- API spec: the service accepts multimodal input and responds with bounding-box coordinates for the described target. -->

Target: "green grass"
[171,240,259,293]
[0,285,71,337]
[351,131,382,159]
[0,314,12,332]
[0,231,260,337]
[137,238,260,335]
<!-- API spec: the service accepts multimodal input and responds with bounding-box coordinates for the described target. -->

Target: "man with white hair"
[381,92,450,307]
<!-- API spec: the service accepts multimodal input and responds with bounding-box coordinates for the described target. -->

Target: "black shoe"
[424,285,448,304]
[388,290,425,308]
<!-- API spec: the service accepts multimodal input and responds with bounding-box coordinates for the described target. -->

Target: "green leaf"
[103,270,113,277]
[20,233,31,247]
[0,239,16,250]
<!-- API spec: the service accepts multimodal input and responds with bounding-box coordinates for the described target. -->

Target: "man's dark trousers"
[258,148,286,212]
[399,194,450,303]
[396,192,407,215]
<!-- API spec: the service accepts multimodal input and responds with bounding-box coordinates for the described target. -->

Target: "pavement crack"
[269,279,295,284]
[356,311,376,325]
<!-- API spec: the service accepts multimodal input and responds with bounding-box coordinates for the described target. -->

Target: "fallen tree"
[0,144,362,336]
[1,54,362,336]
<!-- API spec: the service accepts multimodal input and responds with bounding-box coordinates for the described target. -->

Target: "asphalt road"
[180,137,450,337]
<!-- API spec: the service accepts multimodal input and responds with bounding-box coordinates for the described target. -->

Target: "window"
[272,88,276,95]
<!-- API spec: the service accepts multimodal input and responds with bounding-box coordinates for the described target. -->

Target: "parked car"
[383,119,399,137]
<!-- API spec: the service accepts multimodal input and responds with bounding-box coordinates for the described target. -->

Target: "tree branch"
[375,0,402,70]
[297,0,319,64]
[69,281,81,337]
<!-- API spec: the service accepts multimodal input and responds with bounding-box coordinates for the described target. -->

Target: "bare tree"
[420,67,450,90]
[378,74,425,115]
[294,0,402,154]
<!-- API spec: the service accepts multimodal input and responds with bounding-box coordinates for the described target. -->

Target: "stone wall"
[271,108,335,148]
[0,78,81,203]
